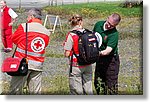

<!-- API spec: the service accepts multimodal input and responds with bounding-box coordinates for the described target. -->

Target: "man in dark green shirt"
[93,13,121,95]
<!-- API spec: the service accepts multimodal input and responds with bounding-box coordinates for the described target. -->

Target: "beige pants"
[9,70,42,95]
[69,65,93,95]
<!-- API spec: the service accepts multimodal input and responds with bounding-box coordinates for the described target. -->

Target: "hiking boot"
[4,48,12,53]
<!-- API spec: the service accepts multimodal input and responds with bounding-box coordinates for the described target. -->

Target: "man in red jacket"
[10,8,50,94]
[0,0,18,52]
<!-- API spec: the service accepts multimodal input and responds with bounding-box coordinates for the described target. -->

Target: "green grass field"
[43,2,142,18]
[42,2,142,40]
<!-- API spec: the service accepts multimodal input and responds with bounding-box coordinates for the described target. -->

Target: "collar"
[1,6,7,12]
[28,18,42,24]
[103,21,107,31]
[2,6,7,10]
[103,21,116,31]
[72,25,83,31]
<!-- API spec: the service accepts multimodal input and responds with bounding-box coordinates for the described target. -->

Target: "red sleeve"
[12,24,24,45]
[45,36,50,47]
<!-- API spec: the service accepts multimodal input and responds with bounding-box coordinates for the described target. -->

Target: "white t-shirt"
[8,8,18,19]
[95,32,102,48]
[1,8,18,19]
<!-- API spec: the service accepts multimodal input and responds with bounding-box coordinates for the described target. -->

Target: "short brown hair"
[111,13,121,23]
[68,14,82,26]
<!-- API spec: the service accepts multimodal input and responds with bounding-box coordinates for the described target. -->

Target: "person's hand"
[64,50,70,57]
[99,51,102,56]
[8,22,13,26]
[99,51,103,56]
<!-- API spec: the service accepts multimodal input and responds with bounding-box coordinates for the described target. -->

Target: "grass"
[118,76,143,95]
[42,2,142,40]
[43,2,142,18]
[42,75,69,95]
[45,52,64,58]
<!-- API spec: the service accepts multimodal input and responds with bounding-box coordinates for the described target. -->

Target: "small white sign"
[10,64,17,69]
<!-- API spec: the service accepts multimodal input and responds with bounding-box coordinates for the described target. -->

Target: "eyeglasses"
[107,20,116,28]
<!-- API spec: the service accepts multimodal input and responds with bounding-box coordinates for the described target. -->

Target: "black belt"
[100,54,118,59]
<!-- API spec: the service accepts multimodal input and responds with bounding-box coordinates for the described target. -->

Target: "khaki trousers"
[69,65,93,95]
[9,70,42,95]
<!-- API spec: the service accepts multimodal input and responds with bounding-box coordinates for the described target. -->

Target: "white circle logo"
[31,37,45,52]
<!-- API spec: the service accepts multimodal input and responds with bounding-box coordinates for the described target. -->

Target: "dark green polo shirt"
[93,21,119,55]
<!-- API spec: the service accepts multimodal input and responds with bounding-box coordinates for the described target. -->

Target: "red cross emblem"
[34,41,42,49]
[31,37,45,52]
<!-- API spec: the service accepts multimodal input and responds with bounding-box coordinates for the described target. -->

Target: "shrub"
[119,0,143,8]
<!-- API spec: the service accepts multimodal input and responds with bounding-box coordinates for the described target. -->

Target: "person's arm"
[100,31,118,56]
[12,24,24,45]
[100,46,112,56]
[64,50,71,57]
[64,33,73,57]
[9,18,17,26]
[8,8,18,26]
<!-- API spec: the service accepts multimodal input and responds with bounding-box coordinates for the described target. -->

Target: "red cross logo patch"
[31,37,45,52]
[104,35,108,41]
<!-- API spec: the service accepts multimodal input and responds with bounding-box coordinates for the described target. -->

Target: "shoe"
[4,48,12,53]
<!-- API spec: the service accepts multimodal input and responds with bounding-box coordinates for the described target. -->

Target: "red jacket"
[1,6,12,29]
[12,19,50,66]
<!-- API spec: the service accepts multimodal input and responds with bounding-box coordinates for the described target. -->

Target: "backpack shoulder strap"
[83,28,91,32]
[82,29,94,35]
[70,30,83,36]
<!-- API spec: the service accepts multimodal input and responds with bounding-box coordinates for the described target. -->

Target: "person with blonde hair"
[63,14,93,95]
